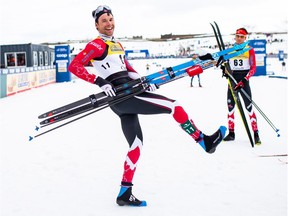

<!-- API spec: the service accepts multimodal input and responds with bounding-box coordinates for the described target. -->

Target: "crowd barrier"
[0,66,56,98]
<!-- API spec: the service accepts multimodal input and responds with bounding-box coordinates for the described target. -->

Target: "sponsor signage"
[55,45,71,82]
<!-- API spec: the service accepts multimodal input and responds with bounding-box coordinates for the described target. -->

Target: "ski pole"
[226,71,280,137]
[29,85,148,140]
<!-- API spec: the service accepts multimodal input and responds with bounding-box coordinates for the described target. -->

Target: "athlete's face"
[96,13,115,36]
[235,34,246,44]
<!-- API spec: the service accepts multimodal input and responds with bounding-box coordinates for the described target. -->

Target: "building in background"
[0,43,54,69]
[0,44,56,98]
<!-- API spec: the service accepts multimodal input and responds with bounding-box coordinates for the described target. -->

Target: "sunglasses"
[93,5,112,19]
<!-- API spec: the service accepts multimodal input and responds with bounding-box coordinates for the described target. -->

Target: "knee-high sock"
[122,136,143,183]
[248,110,258,132]
[227,108,235,132]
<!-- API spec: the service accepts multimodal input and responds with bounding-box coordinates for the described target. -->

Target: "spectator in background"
[190,53,202,87]
[282,61,286,71]
[146,63,150,74]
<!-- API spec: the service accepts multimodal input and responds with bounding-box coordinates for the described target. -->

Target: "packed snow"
[0,57,287,216]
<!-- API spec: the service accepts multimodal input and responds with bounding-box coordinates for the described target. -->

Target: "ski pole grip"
[186,65,203,77]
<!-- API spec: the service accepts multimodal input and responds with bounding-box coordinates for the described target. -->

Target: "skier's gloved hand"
[94,76,116,97]
[234,77,248,91]
[220,65,228,78]
[128,71,141,80]
[146,84,158,92]
[198,53,214,61]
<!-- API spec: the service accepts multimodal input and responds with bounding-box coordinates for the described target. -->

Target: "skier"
[222,28,261,145]
[68,5,226,207]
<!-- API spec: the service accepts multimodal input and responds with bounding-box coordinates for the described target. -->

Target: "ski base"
[117,200,147,207]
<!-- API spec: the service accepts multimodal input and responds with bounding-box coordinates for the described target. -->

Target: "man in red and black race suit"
[68,5,226,207]
[223,27,261,145]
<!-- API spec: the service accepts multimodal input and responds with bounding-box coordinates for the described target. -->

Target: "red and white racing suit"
[69,35,201,185]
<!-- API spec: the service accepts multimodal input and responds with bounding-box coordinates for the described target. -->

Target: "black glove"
[94,77,116,97]
[234,77,248,91]
[198,53,214,61]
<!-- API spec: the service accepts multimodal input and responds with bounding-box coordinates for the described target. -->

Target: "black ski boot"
[223,131,235,141]
[197,126,227,154]
[254,131,261,145]
[116,186,147,207]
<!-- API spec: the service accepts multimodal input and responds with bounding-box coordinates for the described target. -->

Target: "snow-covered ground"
[0,57,287,216]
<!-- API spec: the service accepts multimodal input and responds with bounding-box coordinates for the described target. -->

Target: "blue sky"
[1,0,287,44]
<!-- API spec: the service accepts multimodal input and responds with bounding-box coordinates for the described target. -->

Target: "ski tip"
[276,129,280,137]
[29,136,34,141]
[35,125,40,131]
[139,201,147,207]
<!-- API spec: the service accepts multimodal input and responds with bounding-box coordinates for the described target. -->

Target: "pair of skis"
[29,29,251,140]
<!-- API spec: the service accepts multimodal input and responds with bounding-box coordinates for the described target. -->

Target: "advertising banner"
[249,39,267,76]
[55,45,71,82]
[5,69,55,96]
